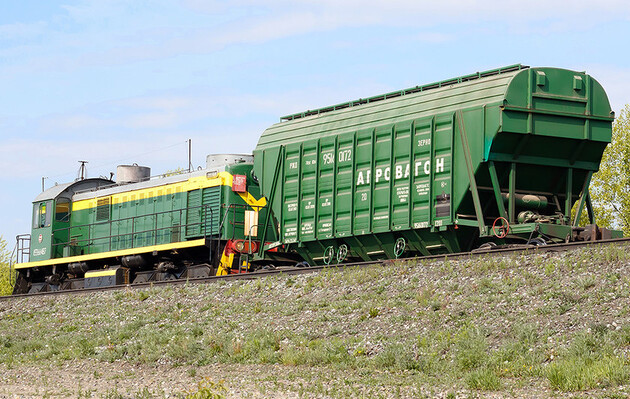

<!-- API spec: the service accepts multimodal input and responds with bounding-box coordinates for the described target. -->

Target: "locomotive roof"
[65,154,254,201]
[71,168,208,201]
[34,178,114,203]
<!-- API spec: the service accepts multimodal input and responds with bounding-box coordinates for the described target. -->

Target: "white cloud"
[4,0,627,71]
[0,124,264,182]
[126,112,181,129]
[46,114,102,130]
[118,96,194,110]
[182,0,630,23]
[412,32,454,44]
[39,90,303,134]
[139,2,630,62]
[0,21,47,40]
[61,0,161,24]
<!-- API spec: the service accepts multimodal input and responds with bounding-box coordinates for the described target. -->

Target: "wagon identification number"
[322,149,353,166]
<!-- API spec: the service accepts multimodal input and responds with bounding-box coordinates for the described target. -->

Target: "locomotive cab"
[29,179,114,263]
[30,198,69,261]
[30,200,53,261]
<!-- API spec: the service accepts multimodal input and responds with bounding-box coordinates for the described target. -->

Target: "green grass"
[2,246,630,397]
[545,329,630,391]
[465,366,501,390]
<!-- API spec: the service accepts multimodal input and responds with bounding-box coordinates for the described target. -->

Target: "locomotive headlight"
[234,241,245,252]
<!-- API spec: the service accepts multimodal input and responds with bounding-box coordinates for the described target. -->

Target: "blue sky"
[1,0,630,245]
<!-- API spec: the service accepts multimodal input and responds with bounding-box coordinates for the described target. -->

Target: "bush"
[0,236,14,296]
[374,343,423,371]
[185,377,226,399]
[0,263,14,296]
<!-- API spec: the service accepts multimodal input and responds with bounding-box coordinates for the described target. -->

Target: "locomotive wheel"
[12,272,30,295]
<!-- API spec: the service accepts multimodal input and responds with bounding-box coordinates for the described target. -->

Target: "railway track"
[3,237,629,300]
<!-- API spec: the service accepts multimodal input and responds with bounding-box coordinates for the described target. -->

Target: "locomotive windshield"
[33,201,52,228]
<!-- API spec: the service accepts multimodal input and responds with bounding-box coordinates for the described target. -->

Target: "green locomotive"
[13,65,622,293]
[13,155,267,294]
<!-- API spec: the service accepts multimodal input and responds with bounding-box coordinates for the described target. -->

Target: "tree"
[162,167,187,177]
[589,104,630,234]
[0,236,15,296]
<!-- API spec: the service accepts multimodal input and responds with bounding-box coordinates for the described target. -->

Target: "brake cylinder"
[502,193,548,210]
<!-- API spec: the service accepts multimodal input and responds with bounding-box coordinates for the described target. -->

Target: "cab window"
[55,199,70,222]
[33,201,53,228]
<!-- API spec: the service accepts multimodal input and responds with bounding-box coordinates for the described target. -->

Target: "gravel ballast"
[1,244,630,398]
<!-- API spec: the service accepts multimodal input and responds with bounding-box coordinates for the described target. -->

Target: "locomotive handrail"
[14,234,31,264]
[8,235,28,286]
[50,204,216,256]
[43,202,264,261]
[257,145,284,258]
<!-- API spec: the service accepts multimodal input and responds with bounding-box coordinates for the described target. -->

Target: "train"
[11,64,621,294]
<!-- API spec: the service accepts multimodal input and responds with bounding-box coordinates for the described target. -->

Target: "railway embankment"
[1,244,630,398]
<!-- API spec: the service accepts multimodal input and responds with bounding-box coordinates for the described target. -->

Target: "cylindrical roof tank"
[117,164,151,184]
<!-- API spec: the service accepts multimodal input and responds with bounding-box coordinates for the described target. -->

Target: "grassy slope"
[1,244,630,398]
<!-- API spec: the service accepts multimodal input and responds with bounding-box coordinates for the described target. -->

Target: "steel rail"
[2,237,629,301]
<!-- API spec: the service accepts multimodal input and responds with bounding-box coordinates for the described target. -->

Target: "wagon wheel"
[323,246,335,265]
[394,237,406,259]
[492,217,510,239]
[336,244,348,264]
[527,237,547,246]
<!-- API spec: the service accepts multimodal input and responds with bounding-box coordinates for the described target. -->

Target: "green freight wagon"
[253,65,620,265]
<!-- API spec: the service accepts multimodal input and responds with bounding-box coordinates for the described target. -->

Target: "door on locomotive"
[30,200,54,262]
[30,198,72,262]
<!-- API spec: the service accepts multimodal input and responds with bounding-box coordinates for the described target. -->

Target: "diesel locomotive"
[12,155,267,294]
[11,64,621,294]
